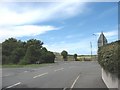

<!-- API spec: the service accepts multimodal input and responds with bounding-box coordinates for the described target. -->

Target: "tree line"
[61,50,78,61]
[2,38,55,65]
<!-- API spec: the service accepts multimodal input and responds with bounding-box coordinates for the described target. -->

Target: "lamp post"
[90,33,97,61]
[92,33,97,61]
[90,41,92,61]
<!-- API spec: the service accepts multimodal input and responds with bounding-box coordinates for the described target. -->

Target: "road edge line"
[6,82,21,88]
[70,75,80,89]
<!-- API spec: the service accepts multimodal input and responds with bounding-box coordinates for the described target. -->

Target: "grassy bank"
[2,63,54,68]
[77,55,97,61]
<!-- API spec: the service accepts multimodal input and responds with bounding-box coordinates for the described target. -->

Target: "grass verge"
[2,63,54,68]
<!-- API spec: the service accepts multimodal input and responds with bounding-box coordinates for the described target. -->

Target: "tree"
[20,39,44,64]
[20,45,37,64]
[40,48,55,63]
[61,50,68,61]
[45,51,55,63]
[25,39,43,49]
[74,54,77,61]
[11,47,25,64]
[2,38,55,65]
[42,47,47,52]
[2,38,21,64]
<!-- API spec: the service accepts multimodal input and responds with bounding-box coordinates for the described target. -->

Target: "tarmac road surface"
[2,61,107,89]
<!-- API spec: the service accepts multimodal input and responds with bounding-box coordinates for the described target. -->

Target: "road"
[2,61,107,89]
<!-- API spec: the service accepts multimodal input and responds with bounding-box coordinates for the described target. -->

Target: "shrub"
[61,50,68,61]
[98,40,119,78]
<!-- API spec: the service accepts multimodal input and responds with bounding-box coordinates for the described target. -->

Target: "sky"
[0,0,118,55]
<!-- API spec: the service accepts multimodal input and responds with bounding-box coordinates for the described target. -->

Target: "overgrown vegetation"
[2,63,54,68]
[2,38,55,65]
[98,40,120,78]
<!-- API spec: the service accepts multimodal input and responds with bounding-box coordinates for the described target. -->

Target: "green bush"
[98,40,119,78]
[61,50,68,61]
[19,59,29,65]
[2,38,55,65]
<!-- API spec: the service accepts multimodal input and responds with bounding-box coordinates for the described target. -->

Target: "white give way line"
[33,72,48,78]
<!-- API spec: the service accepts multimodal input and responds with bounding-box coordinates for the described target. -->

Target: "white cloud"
[95,30,118,43]
[1,0,119,2]
[0,1,87,42]
[0,25,59,42]
[104,31,118,37]
[0,2,86,26]
[95,30,118,37]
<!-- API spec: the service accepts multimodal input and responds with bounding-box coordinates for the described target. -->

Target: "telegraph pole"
[92,33,97,61]
[90,42,92,61]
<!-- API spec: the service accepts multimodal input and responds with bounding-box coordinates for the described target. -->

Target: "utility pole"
[90,42,92,61]
[92,33,97,60]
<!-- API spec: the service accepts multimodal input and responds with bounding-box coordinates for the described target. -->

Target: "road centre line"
[6,82,21,88]
[24,71,28,73]
[54,68,64,72]
[33,72,48,78]
[70,75,80,89]
[4,74,11,77]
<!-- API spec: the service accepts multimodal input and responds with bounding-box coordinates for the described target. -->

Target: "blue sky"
[0,1,118,55]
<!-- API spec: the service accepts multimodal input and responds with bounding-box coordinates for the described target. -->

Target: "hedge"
[98,40,120,78]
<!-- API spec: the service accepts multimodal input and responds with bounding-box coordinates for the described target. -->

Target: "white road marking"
[70,75,80,89]
[24,71,28,73]
[54,68,64,72]
[33,72,48,78]
[4,74,11,77]
[63,87,67,90]
[6,82,21,88]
